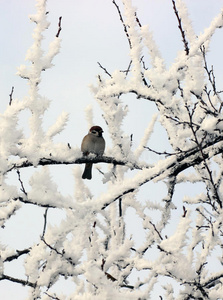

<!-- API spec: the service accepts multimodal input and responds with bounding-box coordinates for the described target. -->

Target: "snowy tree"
[1,0,223,299]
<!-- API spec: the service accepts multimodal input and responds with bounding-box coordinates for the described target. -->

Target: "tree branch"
[14,196,59,209]
[4,249,30,262]
[97,62,112,77]
[41,208,49,239]
[101,139,223,209]
[185,104,222,208]
[112,0,132,48]
[7,155,144,173]
[44,292,61,300]
[16,169,27,196]
[8,131,223,174]
[0,274,36,288]
[56,16,62,38]
[9,86,14,106]
[172,0,189,55]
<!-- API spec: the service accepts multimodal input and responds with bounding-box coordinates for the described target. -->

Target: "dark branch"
[102,187,135,210]
[16,169,27,196]
[56,16,62,38]
[5,133,223,212]
[7,155,144,173]
[9,86,14,106]
[14,196,58,209]
[144,146,180,156]
[119,198,122,217]
[41,237,76,266]
[203,273,223,288]
[101,138,223,209]
[44,292,61,300]
[42,238,64,257]
[97,62,112,77]
[120,60,132,76]
[185,104,222,208]
[172,0,189,55]
[200,45,222,112]
[0,274,36,288]
[4,249,30,262]
[149,221,163,240]
[112,0,132,48]
[41,208,49,239]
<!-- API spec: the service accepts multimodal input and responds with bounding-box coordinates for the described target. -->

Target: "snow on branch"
[46,111,69,139]
[172,0,190,55]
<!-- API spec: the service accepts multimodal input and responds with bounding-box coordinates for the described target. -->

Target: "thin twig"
[41,238,64,257]
[97,62,112,77]
[56,16,62,38]
[200,45,222,112]
[144,146,178,156]
[44,293,61,300]
[41,237,76,266]
[120,60,132,76]
[14,196,59,209]
[149,221,163,240]
[112,0,132,48]
[9,86,14,106]
[172,0,189,55]
[16,169,27,196]
[186,104,222,208]
[135,13,142,28]
[41,208,49,239]
[119,198,122,217]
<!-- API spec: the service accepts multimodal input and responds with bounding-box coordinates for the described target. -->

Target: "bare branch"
[185,104,222,208]
[0,274,36,288]
[9,86,14,106]
[112,0,132,48]
[149,221,163,240]
[97,62,112,77]
[41,208,49,239]
[16,169,27,196]
[200,45,222,112]
[144,146,180,156]
[4,249,30,262]
[182,206,187,217]
[44,292,61,300]
[41,237,76,266]
[14,196,59,209]
[120,60,132,76]
[56,16,62,38]
[172,0,189,55]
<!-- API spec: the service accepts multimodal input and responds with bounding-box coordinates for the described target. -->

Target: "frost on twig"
[172,0,190,55]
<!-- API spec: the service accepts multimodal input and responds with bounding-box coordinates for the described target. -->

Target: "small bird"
[81,126,105,180]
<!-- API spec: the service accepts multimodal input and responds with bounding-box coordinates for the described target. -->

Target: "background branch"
[56,16,62,38]
[172,0,189,55]
[9,86,14,106]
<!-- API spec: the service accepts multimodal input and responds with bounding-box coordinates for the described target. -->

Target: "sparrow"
[81,126,105,180]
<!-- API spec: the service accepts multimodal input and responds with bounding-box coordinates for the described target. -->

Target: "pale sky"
[0,0,223,298]
[1,0,223,146]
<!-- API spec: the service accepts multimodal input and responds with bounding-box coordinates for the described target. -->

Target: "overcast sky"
[1,0,223,299]
[1,0,223,142]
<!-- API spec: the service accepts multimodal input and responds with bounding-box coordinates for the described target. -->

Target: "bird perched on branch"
[81,126,105,180]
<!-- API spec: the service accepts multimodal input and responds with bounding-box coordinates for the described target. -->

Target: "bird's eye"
[92,130,97,134]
